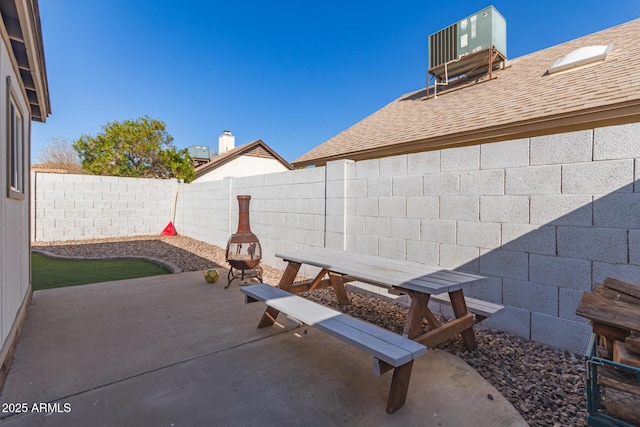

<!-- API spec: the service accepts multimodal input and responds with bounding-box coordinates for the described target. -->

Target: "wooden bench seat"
[429,293,504,323]
[241,283,427,414]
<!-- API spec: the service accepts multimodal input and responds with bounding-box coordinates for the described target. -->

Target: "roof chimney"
[218,130,235,154]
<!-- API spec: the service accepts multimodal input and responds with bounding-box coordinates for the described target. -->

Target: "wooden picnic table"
[247,247,492,413]
[259,246,488,351]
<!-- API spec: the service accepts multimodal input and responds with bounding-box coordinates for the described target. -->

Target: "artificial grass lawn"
[31,253,170,290]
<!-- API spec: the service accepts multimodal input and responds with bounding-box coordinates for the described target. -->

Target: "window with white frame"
[7,76,24,200]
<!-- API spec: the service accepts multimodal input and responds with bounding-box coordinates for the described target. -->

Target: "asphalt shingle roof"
[294,19,640,167]
[195,139,292,178]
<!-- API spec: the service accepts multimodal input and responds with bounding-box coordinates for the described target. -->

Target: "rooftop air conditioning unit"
[428,5,507,72]
[187,145,211,160]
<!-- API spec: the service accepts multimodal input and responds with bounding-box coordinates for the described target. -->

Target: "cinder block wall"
[342,122,640,354]
[177,167,327,275]
[177,177,232,248]
[31,172,179,242]
[30,122,640,354]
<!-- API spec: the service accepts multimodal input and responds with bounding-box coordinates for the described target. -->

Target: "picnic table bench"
[242,247,503,413]
[241,283,427,413]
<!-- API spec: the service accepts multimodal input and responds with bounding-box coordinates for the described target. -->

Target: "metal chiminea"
[225,195,263,288]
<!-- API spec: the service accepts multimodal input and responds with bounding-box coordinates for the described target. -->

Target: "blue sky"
[32,1,639,164]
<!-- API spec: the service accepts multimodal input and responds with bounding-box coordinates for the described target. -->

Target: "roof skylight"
[547,44,612,74]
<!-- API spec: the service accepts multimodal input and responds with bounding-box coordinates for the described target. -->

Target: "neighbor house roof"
[194,139,293,178]
[294,19,640,167]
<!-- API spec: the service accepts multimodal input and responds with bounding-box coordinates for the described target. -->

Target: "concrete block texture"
[501,223,556,256]
[392,175,422,197]
[593,122,640,160]
[296,214,314,231]
[530,130,593,166]
[480,196,530,223]
[530,195,592,226]
[633,161,640,192]
[459,170,504,195]
[325,215,345,234]
[407,196,439,220]
[457,221,501,249]
[483,306,530,339]
[305,198,324,214]
[529,254,592,291]
[441,145,480,172]
[378,196,406,218]
[36,171,65,182]
[408,150,440,175]
[629,230,640,265]
[479,248,529,280]
[297,165,326,183]
[355,198,378,217]
[325,198,345,216]
[355,158,379,179]
[326,179,346,198]
[304,230,324,249]
[480,138,529,169]
[593,261,640,286]
[354,234,378,256]
[366,177,392,197]
[506,165,561,195]
[379,155,407,177]
[346,216,365,235]
[53,181,77,191]
[439,244,480,272]
[423,172,459,195]
[463,275,503,304]
[421,219,456,244]
[559,288,589,323]
[43,227,64,240]
[348,179,367,198]
[562,159,634,194]
[264,170,292,186]
[55,199,74,209]
[593,193,640,228]
[64,208,85,218]
[35,179,56,192]
[531,313,592,354]
[365,217,390,237]
[406,240,439,265]
[378,237,406,259]
[390,217,420,240]
[503,278,558,316]
[440,196,479,221]
[557,226,628,263]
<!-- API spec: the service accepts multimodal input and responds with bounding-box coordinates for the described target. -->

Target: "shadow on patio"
[0,271,525,426]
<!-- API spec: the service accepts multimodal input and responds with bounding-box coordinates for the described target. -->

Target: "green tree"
[73,117,195,182]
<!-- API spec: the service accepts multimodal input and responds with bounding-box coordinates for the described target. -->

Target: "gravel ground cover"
[33,235,587,426]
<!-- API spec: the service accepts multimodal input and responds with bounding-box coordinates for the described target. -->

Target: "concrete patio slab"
[0,271,527,426]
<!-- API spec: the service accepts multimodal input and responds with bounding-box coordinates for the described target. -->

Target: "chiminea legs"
[226,265,263,288]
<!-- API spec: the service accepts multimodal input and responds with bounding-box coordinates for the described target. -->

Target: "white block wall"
[344,123,640,354]
[30,121,640,354]
[177,167,327,277]
[31,172,180,242]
